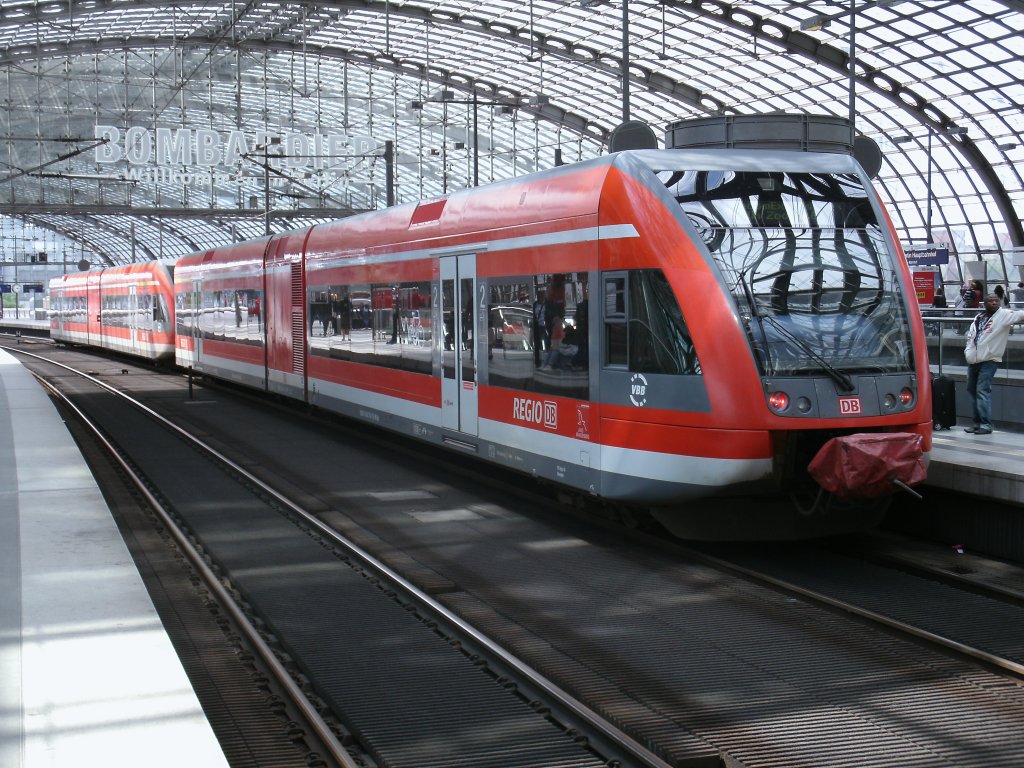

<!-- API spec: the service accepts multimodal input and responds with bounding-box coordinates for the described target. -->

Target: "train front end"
[629,149,931,539]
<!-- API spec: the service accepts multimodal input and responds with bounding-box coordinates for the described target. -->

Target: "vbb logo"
[629,373,648,407]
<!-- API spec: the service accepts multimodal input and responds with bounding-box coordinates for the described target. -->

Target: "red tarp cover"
[808,433,927,499]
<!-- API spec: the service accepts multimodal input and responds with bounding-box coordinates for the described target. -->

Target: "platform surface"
[0,348,228,768]
[928,420,1024,504]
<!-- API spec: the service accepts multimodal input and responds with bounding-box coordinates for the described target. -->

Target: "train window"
[442,279,455,379]
[604,270,699,376]
[306,279,432,375]
[153,294,169,327]
[175,289,199,336]
[604,276,627,367]
[486,273,589,400]
[658,167,912,375]
[182,288,263,344]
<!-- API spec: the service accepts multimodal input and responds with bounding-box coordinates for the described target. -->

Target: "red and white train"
[49,261,176,359]
[50,148,932,539]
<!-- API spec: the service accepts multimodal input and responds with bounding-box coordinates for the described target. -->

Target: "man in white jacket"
[964,293,1024,434]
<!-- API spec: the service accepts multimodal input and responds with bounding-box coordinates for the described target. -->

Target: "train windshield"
[659,168,914,379]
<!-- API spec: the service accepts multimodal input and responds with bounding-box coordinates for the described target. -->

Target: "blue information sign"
[904,245,950,267]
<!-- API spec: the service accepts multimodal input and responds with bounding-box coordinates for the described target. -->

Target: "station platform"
[0,348,228,768]
[928,422,1024,504]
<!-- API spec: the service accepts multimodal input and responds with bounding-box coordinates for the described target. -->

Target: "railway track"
[684,536,1024,680]
[11,344,670,768]
[11,343,1024,767]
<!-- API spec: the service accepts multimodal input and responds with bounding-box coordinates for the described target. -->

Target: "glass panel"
[660,168,913,377]
[604,275,627,367]
[460,276,475,382]
[629,270,699,375]
[442,278,455,379]
[307,280,432,374]
[487,272,589,399]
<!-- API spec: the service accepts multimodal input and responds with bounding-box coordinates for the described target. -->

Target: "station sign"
[0,283,11,293]
[913,271,940,305]
[904,244,950,267]
[94,124,381,188]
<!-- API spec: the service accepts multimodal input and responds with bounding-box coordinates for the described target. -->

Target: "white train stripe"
[481,416,771,486]
[599,444,773,486]
[311,224,639,271]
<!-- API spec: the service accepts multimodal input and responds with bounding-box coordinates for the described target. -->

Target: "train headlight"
[899,388,914,407]
[796,396,812,413]
[768,391,790,412]
[883,393,897,410]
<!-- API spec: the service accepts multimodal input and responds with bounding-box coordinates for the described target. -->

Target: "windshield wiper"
[735,267,774,372]
[761,314,855,392]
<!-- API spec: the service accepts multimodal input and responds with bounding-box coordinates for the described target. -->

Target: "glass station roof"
[0,0,1021,280]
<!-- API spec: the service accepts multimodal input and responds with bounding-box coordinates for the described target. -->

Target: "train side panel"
[96,263,176,361]
[49,263,176,362]
[87,271,102,348]
[175,241,269,387]
[266,231,314,399]
[49,272,92,346]
[303,165,610,490]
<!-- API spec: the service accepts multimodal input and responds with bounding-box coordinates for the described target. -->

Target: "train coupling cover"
[807,433,926,500]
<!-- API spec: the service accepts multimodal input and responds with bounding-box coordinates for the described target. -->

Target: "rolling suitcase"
[931,375,956,430]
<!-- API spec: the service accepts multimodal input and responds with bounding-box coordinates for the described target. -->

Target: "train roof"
[174,147,872,266]
[621,147,865,175]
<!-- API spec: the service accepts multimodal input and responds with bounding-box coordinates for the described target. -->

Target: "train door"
[127,284,138,352]
[190,279,203,363]
[86,270,103,347]
[440,254,478,436]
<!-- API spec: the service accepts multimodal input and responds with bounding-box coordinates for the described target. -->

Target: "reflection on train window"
[306,279,432,375]
[175,288,264,345]
[603,270,699,375]
[54,293,88,324]
[175,289,201,336]
[657,167,913,376]
[102,291,171,332]
[486,272,589,400]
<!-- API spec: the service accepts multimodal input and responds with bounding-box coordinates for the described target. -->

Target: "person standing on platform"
[1010,282,1024,309]
[532,288,549,367]
[964,293,1024,435]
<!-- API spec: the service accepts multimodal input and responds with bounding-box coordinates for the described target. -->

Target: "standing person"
[960,280,981,309]
[994,284,1009,307]
[337,292,351,340]
[540,314,565,371]
[1010,282,1024,309]
[532,288,548,366]
[963,293,1024,435]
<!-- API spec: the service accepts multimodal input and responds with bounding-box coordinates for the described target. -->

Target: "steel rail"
[677,543,1024,680]
[25,362,361,768]
[9,344,674,768]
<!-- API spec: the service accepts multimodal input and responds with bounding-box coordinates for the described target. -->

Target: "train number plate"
[838,396,862,415]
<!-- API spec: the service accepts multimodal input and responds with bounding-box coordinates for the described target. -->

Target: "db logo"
[513,397,558,429]
[838,396,862,415]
